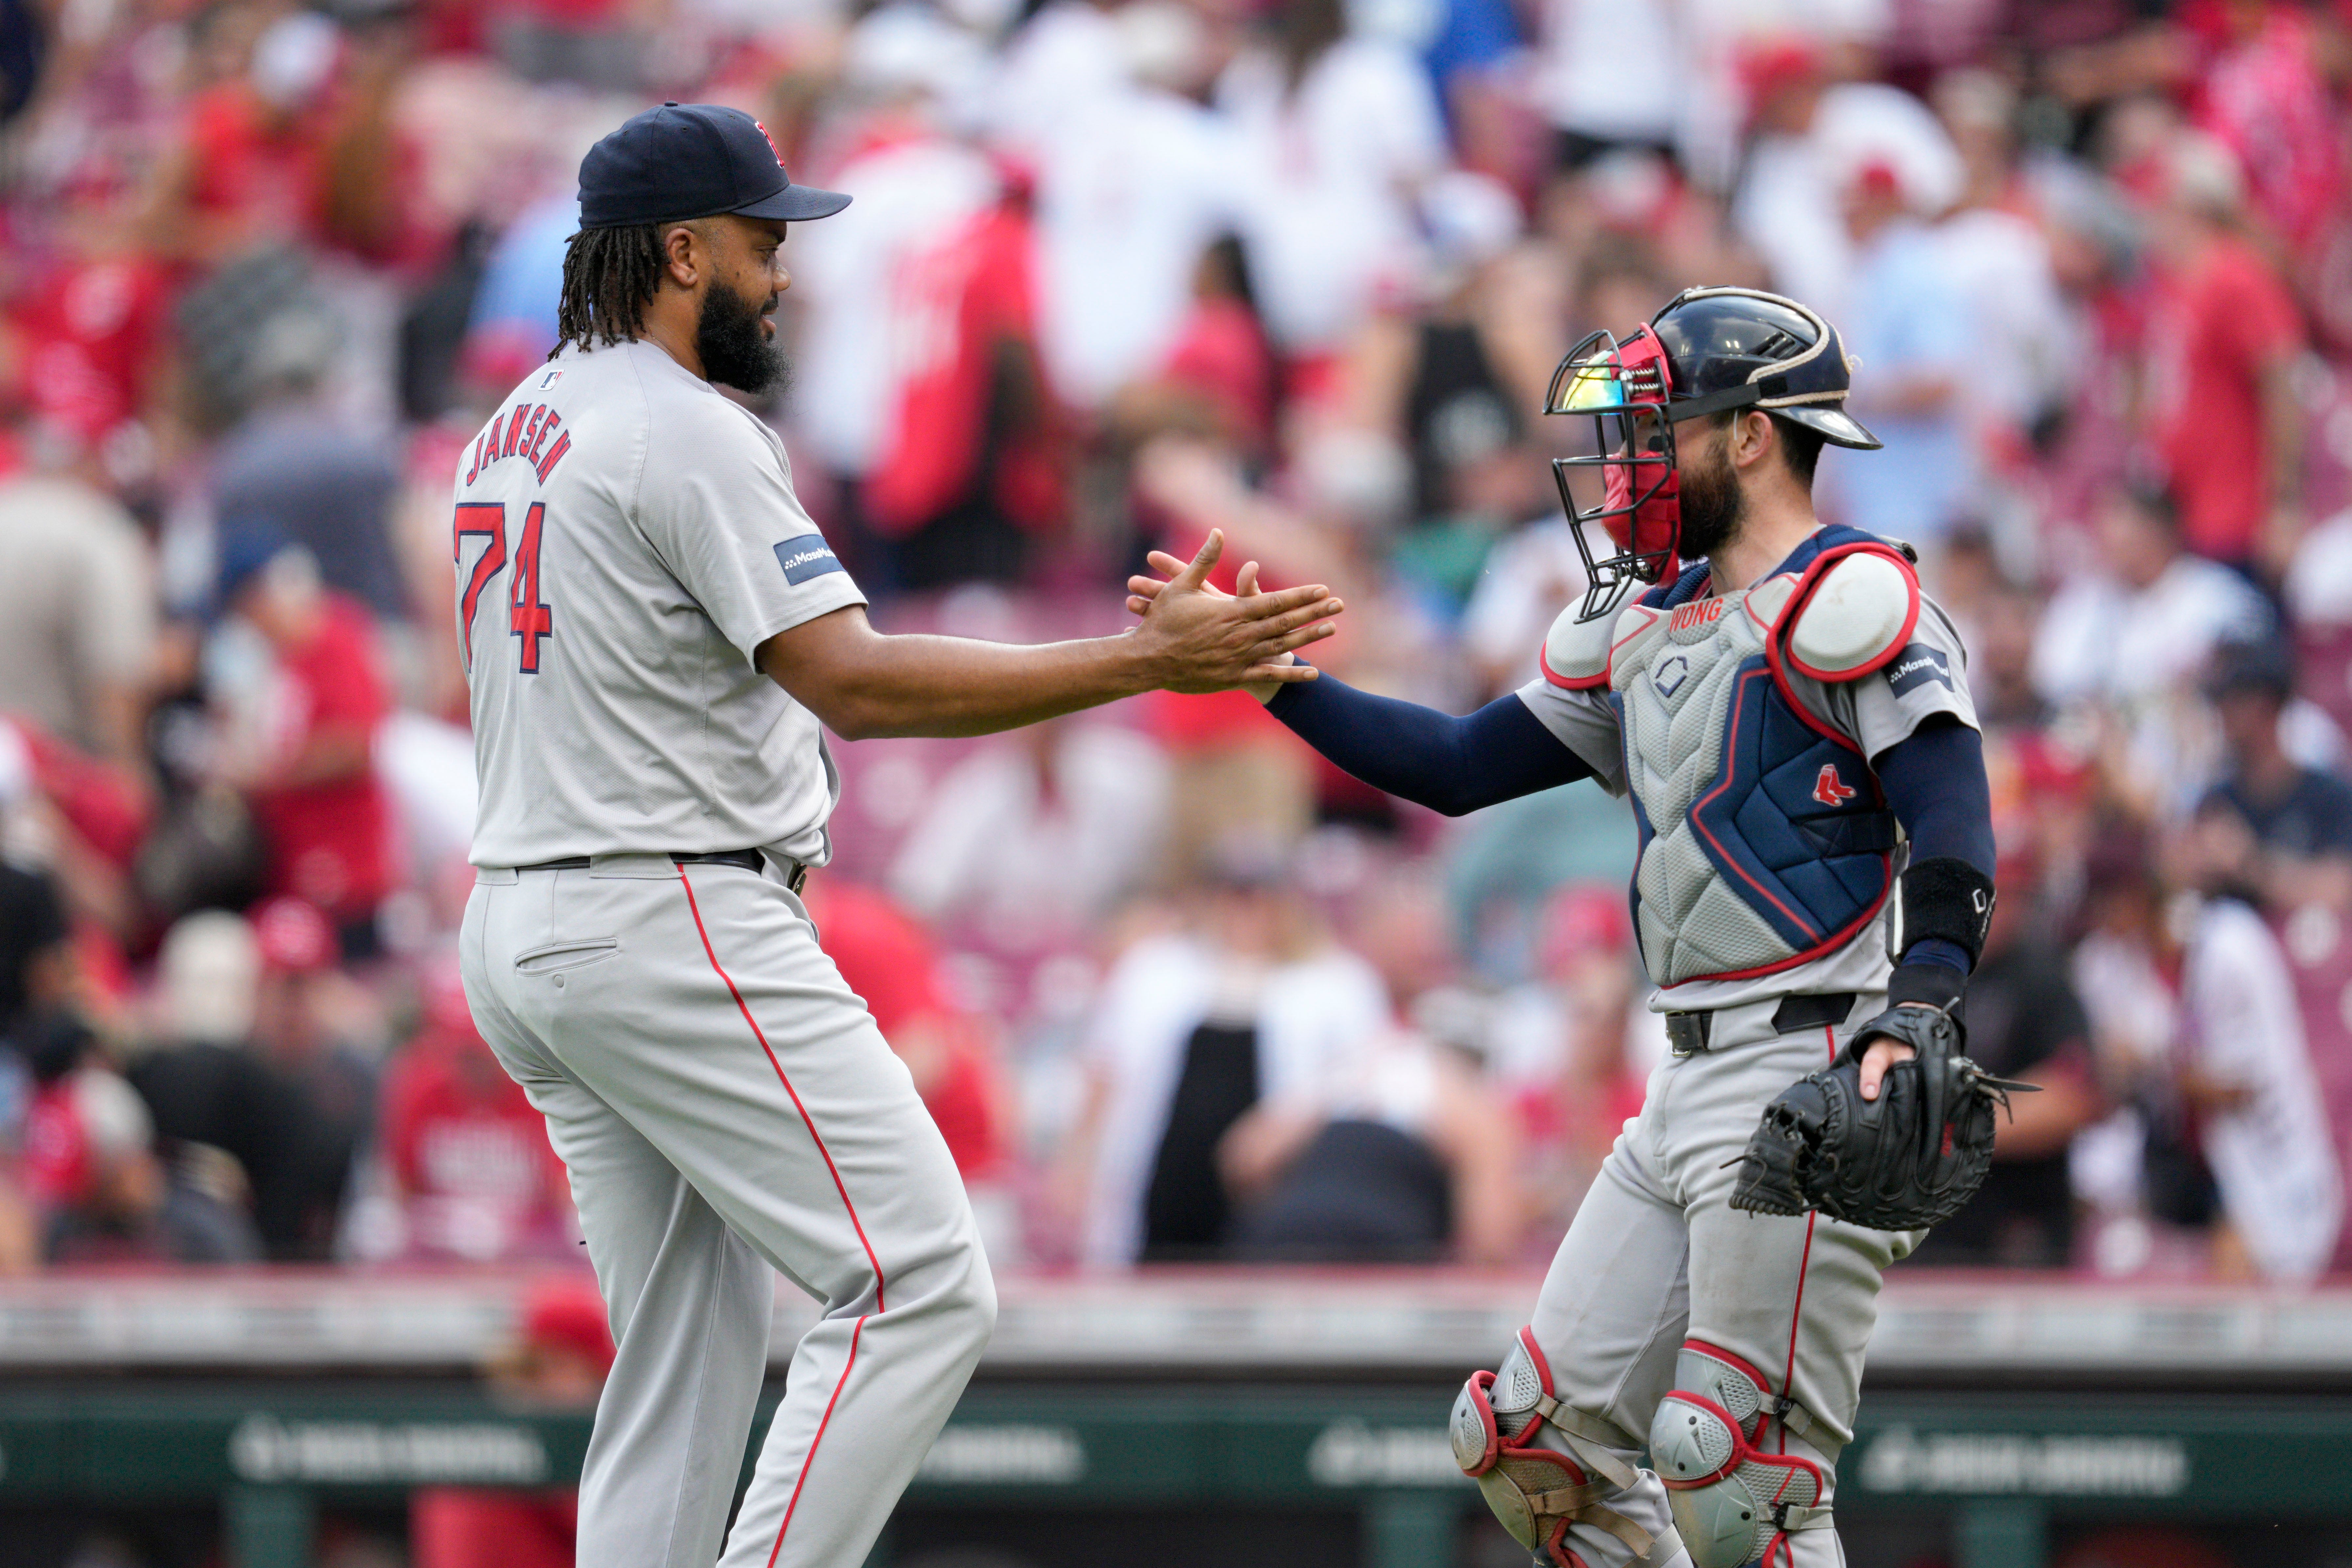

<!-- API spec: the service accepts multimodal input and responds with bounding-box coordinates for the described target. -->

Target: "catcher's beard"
[1672,432,1744,562]
[698,280,790,397]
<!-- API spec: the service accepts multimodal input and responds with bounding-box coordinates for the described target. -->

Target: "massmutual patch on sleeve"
[1885,643,1954,697]
[773,534,845,586]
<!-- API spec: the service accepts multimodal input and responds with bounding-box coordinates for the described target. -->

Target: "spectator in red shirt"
[2193,0,2344,260]
[797,878,1008,1182]
[377,965,570,1261]
[141,9,337,266]
[5,250,172,458]
[2141,130,2307,574]
[1508,884,1650,1235]
[856,183,1068,590]
[214,528,398,953]
[412,1278,612,1568]
[1111,236,1281,465]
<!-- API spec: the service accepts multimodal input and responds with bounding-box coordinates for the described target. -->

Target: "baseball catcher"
[1131,287,2002,1567]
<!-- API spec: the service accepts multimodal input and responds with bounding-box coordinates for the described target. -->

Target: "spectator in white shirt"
[1218,1018,1526,1263]
[791,7,1001,489]
[0,470,158,783]
[1530,0,1681,167]
[1817,119,1973,553]
[2072,836,2342,1282]
[1028,5,1251,409]
[1216,0,1446,357]
[988,0,1130,159]
[887,717,1172,954]
[1057,851,1390,1265]
[2034,484,2279,810]
[2173,888,2342,1279]
[1931,72,2076,476]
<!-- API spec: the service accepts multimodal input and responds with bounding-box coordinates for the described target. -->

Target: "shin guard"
[1452,1327,1673,1567]
[1648,1342,1833,1568]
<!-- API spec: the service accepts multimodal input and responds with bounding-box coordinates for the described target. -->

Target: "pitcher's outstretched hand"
[1130,551,1302,702]
[1126,531,1340,693]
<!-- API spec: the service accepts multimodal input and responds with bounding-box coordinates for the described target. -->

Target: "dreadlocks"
[552,224,669,357]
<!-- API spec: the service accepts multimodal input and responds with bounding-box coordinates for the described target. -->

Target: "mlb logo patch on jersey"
[774,534,845,585]
[538,368,564,390]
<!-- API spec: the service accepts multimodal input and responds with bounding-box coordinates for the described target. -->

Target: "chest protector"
[1547,527,1920,988]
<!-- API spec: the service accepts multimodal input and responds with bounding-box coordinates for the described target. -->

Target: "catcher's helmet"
[1547,287,1880,622]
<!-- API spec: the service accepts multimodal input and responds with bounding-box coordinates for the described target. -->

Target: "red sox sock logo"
[1812,764,1857,807]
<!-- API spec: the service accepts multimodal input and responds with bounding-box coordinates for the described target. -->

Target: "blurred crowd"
[0,0,2350,1287]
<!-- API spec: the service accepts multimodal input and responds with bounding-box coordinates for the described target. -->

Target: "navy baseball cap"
[215,520,293,605]
[578,103,850,229]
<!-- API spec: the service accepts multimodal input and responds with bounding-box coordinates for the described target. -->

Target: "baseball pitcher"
[454,104,1343,1568]
[1131,288,2005,1567]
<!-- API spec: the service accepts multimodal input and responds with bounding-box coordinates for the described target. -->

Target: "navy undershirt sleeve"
[1263,667,1593,816]
[1874,716,1996,974]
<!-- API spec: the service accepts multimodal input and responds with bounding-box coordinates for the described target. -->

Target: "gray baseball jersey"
[454,337,995,1568]
[458,340,867,870]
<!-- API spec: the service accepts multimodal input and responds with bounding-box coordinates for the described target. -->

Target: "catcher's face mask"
[1544,324,1702,624]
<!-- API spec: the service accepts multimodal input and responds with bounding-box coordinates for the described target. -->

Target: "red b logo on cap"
[754,120,785,169]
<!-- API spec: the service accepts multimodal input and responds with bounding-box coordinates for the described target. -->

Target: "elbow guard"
[1898,856,1995,966]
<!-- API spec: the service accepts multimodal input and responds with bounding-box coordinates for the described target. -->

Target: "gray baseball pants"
[462,854,995,1568]
[1519,991,1917,1568]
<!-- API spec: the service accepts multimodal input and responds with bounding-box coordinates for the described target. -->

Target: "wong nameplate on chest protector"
[1610,580,1898,987]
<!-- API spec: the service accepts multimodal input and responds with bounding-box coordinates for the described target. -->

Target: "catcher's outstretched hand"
[1126,549,1257,613]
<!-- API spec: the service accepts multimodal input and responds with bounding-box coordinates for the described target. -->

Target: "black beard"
[697,283,788,396]
[1673,439,1745,560]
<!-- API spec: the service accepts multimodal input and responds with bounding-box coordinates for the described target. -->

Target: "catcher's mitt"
[1729,1004,2035,1231]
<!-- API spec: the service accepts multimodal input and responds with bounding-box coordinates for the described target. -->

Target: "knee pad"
[1452,1327,1672,1568]
[1648,1342,1833,1568]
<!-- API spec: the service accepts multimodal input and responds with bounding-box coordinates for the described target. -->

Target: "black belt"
[515,849,805,893]
[1664,992,1856,1057]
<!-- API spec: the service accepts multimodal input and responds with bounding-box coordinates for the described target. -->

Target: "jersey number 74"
[454,501,555,674]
